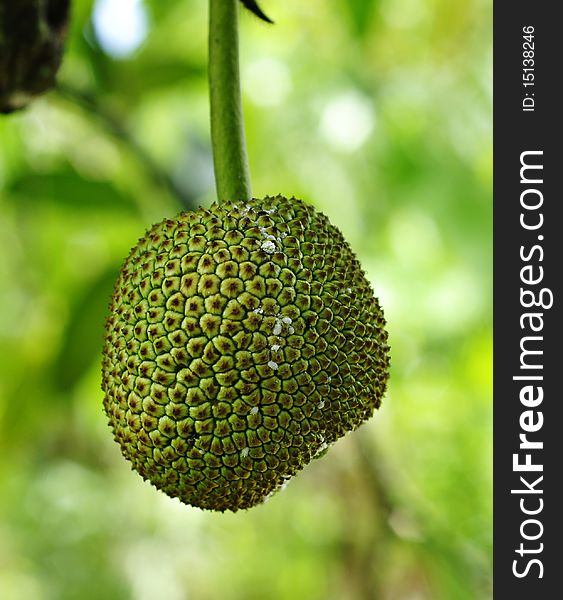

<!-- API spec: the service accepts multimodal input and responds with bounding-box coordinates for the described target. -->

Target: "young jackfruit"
[102,195,390,511]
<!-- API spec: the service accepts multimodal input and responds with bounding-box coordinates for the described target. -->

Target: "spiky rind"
[102,196,390,511]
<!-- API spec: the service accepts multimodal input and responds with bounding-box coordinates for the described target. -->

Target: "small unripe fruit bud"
[0,0,70,113]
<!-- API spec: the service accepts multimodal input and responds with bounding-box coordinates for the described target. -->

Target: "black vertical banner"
[494,2,562,597]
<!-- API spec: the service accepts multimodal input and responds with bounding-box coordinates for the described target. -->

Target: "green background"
[0,0,491,598]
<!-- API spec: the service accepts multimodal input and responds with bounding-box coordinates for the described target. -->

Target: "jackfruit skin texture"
[102,195,390,511]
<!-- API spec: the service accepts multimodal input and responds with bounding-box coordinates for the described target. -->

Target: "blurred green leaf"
[9,169,137,212]
[341,0,379,38]
[53,268,118,392]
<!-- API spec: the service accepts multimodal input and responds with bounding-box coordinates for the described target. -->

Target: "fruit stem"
[209,0,252,202]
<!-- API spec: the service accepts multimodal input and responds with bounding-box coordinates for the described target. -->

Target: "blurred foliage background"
[0,0,491,598]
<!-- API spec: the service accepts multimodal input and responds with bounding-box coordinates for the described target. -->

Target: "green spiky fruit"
[102,195,390,511]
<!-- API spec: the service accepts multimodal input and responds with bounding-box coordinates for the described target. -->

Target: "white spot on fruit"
[263,478,291,502]
[261,240,276,254]
[272,313,295,339]
[250,406,259,415]
[271,344,280,352]
[241,447,249,457]
[259,227,277,241]
[314,437,329,457]
[267,361,279,370]
[240,204,255,218]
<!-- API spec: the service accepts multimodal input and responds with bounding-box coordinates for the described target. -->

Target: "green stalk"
[209,0,252,202]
